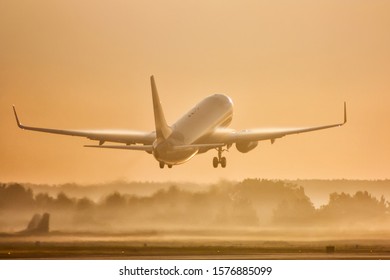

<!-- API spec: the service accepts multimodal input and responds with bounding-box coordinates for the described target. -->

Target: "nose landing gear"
[213,147,228,168]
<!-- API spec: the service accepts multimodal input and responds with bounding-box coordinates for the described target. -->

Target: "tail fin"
[150,76,172,140]
[37,213,50,233]
[23,213,50,234]
[26,214,41,230]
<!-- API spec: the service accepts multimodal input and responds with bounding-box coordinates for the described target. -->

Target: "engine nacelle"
[236,141,258,153]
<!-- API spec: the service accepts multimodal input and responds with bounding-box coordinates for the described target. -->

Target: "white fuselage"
[152,94,233,165]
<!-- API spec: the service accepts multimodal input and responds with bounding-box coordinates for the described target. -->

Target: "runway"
[1,232,390,259]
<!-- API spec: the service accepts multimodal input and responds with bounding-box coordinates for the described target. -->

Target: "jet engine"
[236,141,258,153]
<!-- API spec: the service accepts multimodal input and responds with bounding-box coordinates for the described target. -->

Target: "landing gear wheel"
[213,157,219,168]
[220,157,227,168]
[159,162,165,169]
[213,147,229,168]
[168,164,172,168]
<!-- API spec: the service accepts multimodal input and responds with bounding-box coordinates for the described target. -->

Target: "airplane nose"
[212,94,233,107]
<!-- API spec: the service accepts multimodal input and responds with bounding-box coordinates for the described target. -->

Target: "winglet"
[150,76,172,140]
[12,105,23,128]
[343,102,347,124]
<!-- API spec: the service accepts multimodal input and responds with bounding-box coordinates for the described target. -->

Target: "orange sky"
[1,0,389,184]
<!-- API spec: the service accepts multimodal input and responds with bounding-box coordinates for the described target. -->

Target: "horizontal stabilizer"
[173,143,225,150]
[84,144,153,152]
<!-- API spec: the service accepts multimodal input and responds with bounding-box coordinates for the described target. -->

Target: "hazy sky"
[1,0,389,184]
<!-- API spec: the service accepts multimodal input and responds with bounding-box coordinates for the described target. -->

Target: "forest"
[0,179,389,232]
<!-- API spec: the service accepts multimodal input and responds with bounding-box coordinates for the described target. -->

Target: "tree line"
[0,179,389,231]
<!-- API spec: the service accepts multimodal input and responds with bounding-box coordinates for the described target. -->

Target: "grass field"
[1,230,390,259]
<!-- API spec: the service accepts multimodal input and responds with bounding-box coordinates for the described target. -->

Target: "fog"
[1,179,389,238]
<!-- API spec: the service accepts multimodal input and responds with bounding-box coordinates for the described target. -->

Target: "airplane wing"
[202,102,347,145]
[13,106,155,145]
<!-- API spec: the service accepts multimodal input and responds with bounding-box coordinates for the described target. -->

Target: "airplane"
[21,213,50,235]
[0,213,50,237]
[13,76,347,169]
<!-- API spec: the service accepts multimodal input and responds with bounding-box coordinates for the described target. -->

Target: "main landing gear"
[213,147,227,168]
[159,162,172,169]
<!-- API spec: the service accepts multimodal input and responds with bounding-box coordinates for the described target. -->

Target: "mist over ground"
[1,179,389,239]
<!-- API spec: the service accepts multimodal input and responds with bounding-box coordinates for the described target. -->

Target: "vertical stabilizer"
[21,213,50,234]
[37,213,50,233]
[26,214,41,230]
[150,76,172,140]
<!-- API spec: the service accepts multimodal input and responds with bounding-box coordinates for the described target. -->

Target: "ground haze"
[1,179,390,259]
